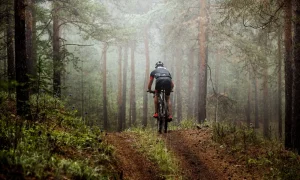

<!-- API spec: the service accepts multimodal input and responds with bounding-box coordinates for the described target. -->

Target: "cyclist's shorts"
[155,77,172,96]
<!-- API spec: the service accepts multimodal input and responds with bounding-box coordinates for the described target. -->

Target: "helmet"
[155,61,164,68]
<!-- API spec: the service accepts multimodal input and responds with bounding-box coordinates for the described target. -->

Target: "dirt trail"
[106,132,163,180]
[162,129,222,180]
[106,129,255,180]
[163,128,255,180]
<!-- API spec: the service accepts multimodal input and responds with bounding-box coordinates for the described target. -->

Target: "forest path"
[106,128,256,180]
[161,128,257,180]
[161,129,222,180]
[105,132,163,180]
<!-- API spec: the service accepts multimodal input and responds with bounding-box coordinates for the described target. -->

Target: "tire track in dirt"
[162,129,222,180]
[106,132,163,180]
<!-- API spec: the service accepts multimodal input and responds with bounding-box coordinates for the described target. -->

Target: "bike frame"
[149,90,169,133]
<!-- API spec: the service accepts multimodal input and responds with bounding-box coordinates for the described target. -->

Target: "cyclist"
[147,61,174,121]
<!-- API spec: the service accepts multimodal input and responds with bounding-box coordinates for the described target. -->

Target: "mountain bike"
[148,90,170,133]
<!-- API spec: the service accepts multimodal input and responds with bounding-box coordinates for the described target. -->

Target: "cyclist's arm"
[171,80,174,90]
[148,76,154,91]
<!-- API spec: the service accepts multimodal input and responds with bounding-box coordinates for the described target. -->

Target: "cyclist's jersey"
[150,67,172,80]
[150,67,172,95]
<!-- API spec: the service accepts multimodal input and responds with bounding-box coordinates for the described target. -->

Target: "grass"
[0,92,116,179]
[127,127,181,179]
[211,122,300,179]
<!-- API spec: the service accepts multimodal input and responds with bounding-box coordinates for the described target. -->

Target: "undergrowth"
[212,122,300,179]
[0,92,116,179]
[128,128,181,179]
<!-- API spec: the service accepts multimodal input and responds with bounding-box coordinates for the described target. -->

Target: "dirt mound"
[106,132,163,180]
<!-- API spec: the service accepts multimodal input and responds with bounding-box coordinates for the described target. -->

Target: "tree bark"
[187,48,194,120]
[31,0,37,93]
[284,0,293,149]
[130,42,136,126]
[15,0,32,118]
[117,46,123,132]
[6,0,15,94]
[292,0,300,153]
[278,28,283,139]
[102,44,108,130]
[121,45,129,129]
[143,26,150,127]
[254,76,259,128]
[246,66,251,127]
[198,0,208,123]
[53,1,62,98]
[176,49,182,122]
[25,0,33,80]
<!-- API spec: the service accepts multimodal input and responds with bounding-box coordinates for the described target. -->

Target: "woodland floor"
[106,128,262,180]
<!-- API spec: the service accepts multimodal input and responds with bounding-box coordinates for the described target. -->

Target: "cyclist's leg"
[164,79,173,119]
[154,81,162,118]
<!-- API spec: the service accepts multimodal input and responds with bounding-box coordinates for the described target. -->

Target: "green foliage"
[128,128,181,179]
[212,122,300,179]
[0,95,115,179]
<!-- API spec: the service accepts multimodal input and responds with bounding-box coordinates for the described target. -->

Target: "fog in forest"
[3,0,300,179]
[1,0,297,138]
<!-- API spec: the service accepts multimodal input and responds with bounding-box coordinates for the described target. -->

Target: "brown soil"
[107,128,259,180]
[162,128,258,180]
[105,132,163,180]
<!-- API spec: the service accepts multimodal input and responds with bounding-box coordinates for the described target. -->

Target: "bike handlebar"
[147,90,173,94]
[147,90,156,94]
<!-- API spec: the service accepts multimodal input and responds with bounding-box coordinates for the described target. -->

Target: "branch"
[61,44,94,47]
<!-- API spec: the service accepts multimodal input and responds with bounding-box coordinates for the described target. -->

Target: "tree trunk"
[102,44,108,130]
[254,77,259,128]
[176,49,182,122]
[121,45,129,129]
[292,0,300,153]
[25,0,33,80]
[6,0,15,94]
[15,0,32,118]
[53,1,61,98]
[263,62,269,138]
[215,50,220,93]
[246,66,251,127]
[284,0,293,149]
[278,28,283,139]
[117,46,123,132]
[198,0,208,123]
[143,26,150,127]
[130,42,136,127]
[187,48,194,120]
[31,0,37,93]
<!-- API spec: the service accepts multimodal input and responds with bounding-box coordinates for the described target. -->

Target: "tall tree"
[277,28,283,139]
[187,48,195,120]
[6,0,15,94]
[31,0,37,92]
[143,25,150,127]
[117,46,123,132]
[14,0,31,118]
[263,61,269,138]
[198,0,208,123]
[25,0,33,79]
[292,0,300,153]
[52,0,62,98]
[121,45,129,129]
[176,48,182,122]
[246,66,251,127]
[254,76,259,128]
[284,0,293,149]
[129,42,136,126]
[102,44,108,130]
